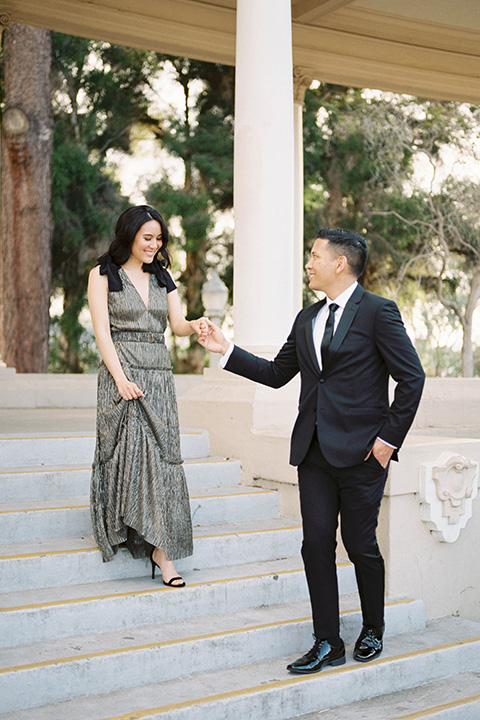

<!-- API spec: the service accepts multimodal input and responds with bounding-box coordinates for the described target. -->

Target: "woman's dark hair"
[316,227,368,278]
[107,205,171,268]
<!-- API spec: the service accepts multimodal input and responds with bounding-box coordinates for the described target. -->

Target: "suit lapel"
[324,284,364,369]
[304,299,325,374]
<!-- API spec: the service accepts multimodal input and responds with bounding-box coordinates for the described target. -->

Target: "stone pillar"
[293,67,314,310]
[234,0,295,356]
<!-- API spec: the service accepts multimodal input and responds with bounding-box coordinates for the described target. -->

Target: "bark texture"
[1,23,53,371]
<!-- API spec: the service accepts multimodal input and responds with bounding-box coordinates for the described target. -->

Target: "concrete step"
[297,671,480,719]
[0,428,209,467]
[1,616,478,720]
[0,517,303,592]
[0,485,280,542]
[0,457,242,502]
[0,557,358,649]
[0,595,426,714]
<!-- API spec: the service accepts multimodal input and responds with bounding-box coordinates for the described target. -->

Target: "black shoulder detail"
[142,257,177,293]
[97,253,123,292]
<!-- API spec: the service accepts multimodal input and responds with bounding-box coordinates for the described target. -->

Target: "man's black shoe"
[287,637,346,674]
[353,625,384,662]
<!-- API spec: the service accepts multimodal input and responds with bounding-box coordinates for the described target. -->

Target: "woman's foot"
[150,547,185,587]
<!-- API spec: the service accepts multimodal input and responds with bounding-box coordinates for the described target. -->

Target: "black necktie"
[320,302,339,369]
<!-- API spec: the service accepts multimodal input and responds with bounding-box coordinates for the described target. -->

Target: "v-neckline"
[120,267,151,311]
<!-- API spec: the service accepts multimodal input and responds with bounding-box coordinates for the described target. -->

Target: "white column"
[234,0,295,356]
[293,67,314,311]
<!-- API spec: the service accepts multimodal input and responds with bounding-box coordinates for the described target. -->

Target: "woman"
[88,205,206,587]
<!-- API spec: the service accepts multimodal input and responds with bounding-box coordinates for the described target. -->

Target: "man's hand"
[364,438,394,469]
[197,318,230,355]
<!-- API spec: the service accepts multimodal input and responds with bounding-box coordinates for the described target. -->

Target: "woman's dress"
[90,259,193,562]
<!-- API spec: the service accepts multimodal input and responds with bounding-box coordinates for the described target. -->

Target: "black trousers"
[297,436,388,640]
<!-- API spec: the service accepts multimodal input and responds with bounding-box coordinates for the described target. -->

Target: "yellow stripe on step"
[0,489,271,514]
[387,692,480,719]
[0,615,311,673]
[0,526,301,560]
[0,567,305,612]
[0,598,422,674]
[96,637,480,720]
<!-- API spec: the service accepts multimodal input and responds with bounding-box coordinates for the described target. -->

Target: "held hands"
[115,377,145,401]
[364,438,394,469]
[197,318,230,354]
[189,317,209,337]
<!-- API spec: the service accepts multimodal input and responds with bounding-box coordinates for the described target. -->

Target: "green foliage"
[49,38,234,374]
[49,34,479,376]
[303,85,422,295]
[302,83,480,374]
[50,32,160,372]
[409,297,462,377]
[146,56,234,372]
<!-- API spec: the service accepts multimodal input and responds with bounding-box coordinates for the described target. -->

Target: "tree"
[50,33,161,371]
[0,24,53,372]
[147,57,234,372]
[302,84,480,376]
[302,86,478,294]
[376,179,480,376]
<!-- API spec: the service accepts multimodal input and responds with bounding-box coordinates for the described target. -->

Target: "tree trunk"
[0,24,53,372]
[179,248,207,374]
[461,268,480,377]
[461,324,474,377]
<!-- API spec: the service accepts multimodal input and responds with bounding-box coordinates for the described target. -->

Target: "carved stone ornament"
[419,452,479,543]
[293,66,314,105]
[0,4,13,30]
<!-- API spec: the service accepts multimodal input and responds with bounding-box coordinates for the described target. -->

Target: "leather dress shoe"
[353,625,384,662]
[287,636,346,674]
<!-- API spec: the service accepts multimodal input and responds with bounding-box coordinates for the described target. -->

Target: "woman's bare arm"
[87,267,144,400]
[167,286,207,337]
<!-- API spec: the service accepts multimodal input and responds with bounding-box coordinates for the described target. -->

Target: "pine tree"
[147,57,234,372]
[50,33,161,371]
[0,24,53,372]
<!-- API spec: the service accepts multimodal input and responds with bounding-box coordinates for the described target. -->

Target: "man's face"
[305,237,339,293]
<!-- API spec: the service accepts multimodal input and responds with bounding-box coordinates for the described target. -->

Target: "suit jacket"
[225,284,425,468]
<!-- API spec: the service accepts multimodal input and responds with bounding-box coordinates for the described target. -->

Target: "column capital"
[293,66,314,105]
[0,4,13,31]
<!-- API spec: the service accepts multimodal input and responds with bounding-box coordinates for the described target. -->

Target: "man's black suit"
[224,284,425,640]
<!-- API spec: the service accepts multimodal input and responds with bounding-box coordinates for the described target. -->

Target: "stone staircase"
[0,427,480,719]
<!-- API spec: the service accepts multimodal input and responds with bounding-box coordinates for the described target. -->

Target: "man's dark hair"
[316,228,368,278]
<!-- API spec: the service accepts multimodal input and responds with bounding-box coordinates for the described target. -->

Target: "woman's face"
[130,220,163,265]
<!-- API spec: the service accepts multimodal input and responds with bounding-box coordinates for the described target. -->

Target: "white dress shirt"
[312,282,357,371]
[312,282,394,449]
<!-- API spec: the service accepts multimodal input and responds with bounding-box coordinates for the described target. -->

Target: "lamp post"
[201,270,229,368]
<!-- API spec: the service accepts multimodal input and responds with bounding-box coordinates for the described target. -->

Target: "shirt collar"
[326,281,358,310]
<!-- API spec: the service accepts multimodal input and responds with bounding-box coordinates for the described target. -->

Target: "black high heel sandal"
[150,549,186,587]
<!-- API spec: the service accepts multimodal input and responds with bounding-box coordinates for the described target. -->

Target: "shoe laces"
[303,634,322,660]
[360,628,382,649]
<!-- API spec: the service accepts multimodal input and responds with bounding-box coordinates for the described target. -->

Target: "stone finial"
[419,452,479,542]
[293,66,314,105]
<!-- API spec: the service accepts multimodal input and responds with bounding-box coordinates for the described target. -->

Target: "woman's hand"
[190,317,209,338]
[197,318,230,354]
[115,377,145,401]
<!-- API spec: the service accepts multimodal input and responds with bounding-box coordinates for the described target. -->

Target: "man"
[199,228,425,673]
